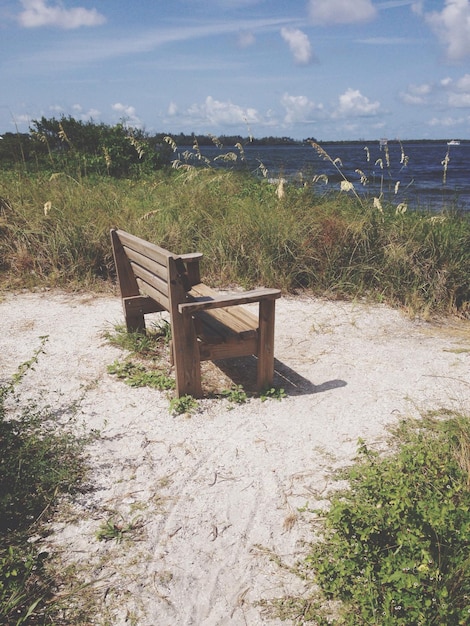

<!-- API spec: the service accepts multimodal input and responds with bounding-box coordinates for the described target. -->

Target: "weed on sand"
[0,343,93,624]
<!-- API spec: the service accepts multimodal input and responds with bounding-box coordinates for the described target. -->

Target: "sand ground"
[1,290,469,625]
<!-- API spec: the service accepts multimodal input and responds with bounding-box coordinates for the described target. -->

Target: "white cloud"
[112,103,142,127]
[448,93,470,106]
[237,31,256,48]
[280,27,313,64]
[18,0,106,29]
[168,102,178,116]
[428,115,465,127]
[424,0,470,61]
[280,93,322,124]
[308,0,377,25]
[447,73,470,106]
[334,88,380,116]
[71,104,101,120]
[187,96,260,127]
[400,82,432,105]
[456,73,470,90]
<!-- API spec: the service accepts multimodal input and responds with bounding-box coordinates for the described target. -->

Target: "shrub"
[303,413,470,625]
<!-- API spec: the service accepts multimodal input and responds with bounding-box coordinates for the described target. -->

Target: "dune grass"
[0,165,469,315]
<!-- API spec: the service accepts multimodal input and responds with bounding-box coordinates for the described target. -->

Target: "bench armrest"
[178,288,281,314]
[180,252,203,263]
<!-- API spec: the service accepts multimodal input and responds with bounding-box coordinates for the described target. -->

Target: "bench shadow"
[212,356,346,397]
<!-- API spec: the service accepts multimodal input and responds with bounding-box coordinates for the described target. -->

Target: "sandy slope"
[1,291,469,625]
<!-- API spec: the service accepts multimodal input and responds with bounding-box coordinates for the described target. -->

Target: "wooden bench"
[110,229,281,398]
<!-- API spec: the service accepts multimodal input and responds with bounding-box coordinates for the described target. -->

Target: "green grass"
[1,164,469,316]
[0,343,91,624]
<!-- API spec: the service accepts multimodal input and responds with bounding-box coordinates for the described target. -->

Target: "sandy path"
[1,291,469,625]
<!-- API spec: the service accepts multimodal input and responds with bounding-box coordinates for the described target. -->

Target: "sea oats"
[364,146,370,162]
[310,142,328,160]
[340,180,355,192]
[256,159,268,178]
[163,136,178,152]
[214,152,238,162]
[355,169,368,185]
[441,150,450,184]
[395,202,407,214]
[235,142,246,161]
[394,181,400,194]
[373,197,383,212]
[384,143,390,168]
[58,123,72,148]
[126,134,146,159]
[208,133,223,149]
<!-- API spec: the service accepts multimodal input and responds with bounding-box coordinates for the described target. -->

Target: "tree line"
[0,116,304,177]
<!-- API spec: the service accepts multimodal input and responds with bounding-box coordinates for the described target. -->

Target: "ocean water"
[186,141,470,212]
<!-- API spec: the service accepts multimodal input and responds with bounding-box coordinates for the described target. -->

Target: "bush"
[303,414,470,625]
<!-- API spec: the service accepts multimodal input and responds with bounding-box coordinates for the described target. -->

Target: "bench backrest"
[111,228,190,312]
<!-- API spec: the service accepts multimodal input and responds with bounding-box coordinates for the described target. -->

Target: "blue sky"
[1,0,470,140]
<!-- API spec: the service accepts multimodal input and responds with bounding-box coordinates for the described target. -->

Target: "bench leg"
[123,297,146,333]
[257,299,276,390]
[172,312,202,398]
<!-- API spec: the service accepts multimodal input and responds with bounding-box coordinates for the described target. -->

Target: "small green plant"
[221,384,248,404]
[107,359,175,390]
[95,516,142,544]
[260,387,286,402]
[169,395,198,416]
[104,321,171,355]
[299,412,470,625]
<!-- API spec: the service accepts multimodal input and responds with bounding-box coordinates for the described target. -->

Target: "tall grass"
[0,157,469,315]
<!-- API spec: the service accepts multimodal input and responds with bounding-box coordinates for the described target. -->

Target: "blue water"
[182,141,470,212]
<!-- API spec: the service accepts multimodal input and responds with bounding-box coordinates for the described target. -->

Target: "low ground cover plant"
[0,344,90,624]
[274,412,470,625]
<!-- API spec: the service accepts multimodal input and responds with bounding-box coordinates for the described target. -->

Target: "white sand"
[1,291,469,625]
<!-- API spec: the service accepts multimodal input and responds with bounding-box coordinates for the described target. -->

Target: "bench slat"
[116,229,173,266]
[124,246,169,284]
[195,310,257,344]
[189,283,259,330]
[135,275,171,312]
[198,336,258,361]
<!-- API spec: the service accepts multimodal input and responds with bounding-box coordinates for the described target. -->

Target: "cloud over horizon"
[18,0,106,29]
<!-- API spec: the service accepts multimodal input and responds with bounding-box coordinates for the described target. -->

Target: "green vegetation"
[169,394,199,416]
[95,516,143,544]
[263,412,470,625]
[1,118,469,316]
[105,323,286,407]
[107,359,175,391]
[1,118,469,623]
[0,342,90,624]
